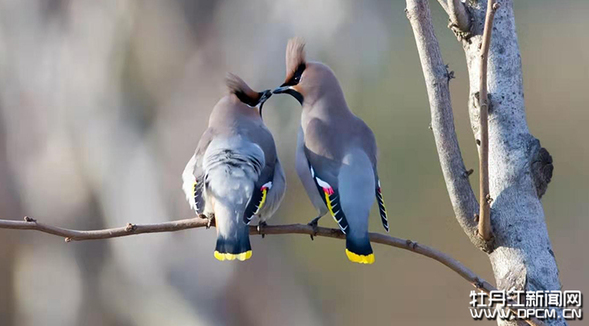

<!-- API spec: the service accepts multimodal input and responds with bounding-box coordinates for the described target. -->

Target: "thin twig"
[477,0,500,242]
[0,215,544,325]
[405,0,484,250]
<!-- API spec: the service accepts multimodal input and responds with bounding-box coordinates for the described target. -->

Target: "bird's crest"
[226,73,258,98]
[225,73,261,107]
[285,37,306,80]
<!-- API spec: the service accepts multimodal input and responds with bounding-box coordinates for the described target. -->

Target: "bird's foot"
[307,216,321,241]
[257,221,268,238]
[199,213,215,229]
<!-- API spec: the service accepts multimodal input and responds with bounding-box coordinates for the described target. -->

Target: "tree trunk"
[462,1,561,324]
[407,0,561,324]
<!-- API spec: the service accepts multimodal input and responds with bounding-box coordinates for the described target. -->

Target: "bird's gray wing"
[295,127,328,216]
[247,158,286,223]
[182,128,214,215]
[305,149,349,234]
[355,116,389,232]
[243,161,275,224]
[302,119,349,234]
[242,126,285,224]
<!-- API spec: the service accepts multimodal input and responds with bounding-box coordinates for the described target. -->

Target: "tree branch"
[0,215,543,325]
[436,0,471,38]
[448,0,471,33]
[477,0,499,243]
[405,0,489,251]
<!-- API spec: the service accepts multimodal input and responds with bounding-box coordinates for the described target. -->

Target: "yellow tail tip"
[345,249,375,264]
[214,250,252,262]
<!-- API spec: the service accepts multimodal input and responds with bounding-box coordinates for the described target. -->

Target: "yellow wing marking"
[254,188,268,215]
[323,191,336,217]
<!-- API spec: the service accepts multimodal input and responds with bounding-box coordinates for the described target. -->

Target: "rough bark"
[407,0,561,324]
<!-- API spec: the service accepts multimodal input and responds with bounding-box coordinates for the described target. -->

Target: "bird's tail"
[339,147,376,265]
[203,138,263,262]
[345,236,374,264]
[213,202,252,261]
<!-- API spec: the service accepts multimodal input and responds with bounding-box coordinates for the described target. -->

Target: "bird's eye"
[292,63,305,84]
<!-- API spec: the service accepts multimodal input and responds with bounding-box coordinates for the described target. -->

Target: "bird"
[182,73,286,261]
[273,38,389,264]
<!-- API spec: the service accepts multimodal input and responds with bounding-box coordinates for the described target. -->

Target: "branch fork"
[477,0,500,244]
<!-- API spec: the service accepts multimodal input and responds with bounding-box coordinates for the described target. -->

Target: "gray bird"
[273,38,389,264]
[182,73,286,261]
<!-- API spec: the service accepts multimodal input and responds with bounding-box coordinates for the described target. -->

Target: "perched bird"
[182,73,286,261]
[273,38,389,264]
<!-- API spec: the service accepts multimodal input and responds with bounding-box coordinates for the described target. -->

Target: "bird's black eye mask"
[275,63,305,104]
[234,91,261,107]
[282,63,306,87]
[235,89,272,118]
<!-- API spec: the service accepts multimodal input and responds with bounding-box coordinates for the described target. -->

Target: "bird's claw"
[307,216,321,241]
[257,221,268,238]
[199,213,214,229]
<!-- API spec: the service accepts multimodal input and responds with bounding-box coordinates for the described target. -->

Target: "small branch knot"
[24,216,36,223]
[472,91,480,109]
[406,239,419,250]
[463,169,474,177]
[532,146,553,199]
[444,64,455,82]
[125,223,137,232]
[473,277,484,289]
[475,229,495,253]
[449,23,473,42]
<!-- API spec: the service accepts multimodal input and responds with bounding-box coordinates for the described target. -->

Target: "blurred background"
[0,0,586,325]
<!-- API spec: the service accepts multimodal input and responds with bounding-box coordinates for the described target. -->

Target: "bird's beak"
[257,90,273,118]
[259,89,273,104]
[272,85,291,94]
[272,85,303,105]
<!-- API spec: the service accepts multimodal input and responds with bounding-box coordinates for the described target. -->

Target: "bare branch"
[0,215,544,325]
[405,0,487,250]
[448,0,471,32]
[477,0,500,242]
